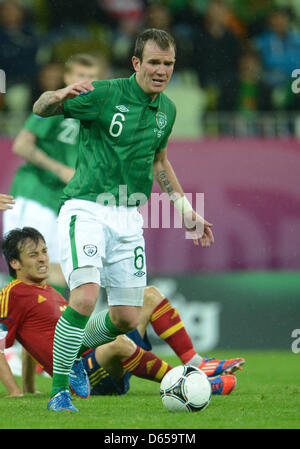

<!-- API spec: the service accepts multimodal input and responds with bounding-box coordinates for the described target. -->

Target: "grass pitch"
[0,350,299,430]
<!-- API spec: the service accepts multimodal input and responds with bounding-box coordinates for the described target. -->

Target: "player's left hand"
[52,80,94,104]
[58,166,75,184]
[183,211,214,248]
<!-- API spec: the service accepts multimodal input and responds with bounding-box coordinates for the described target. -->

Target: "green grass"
[1,350,299,429]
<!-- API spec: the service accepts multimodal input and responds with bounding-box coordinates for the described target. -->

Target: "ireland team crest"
[156,112,167,130]
[83,244,97,257]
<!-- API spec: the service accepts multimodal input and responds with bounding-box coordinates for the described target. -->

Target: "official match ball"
[160,365,212,412]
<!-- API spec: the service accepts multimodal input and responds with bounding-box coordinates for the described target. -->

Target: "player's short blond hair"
[64,53,105,74]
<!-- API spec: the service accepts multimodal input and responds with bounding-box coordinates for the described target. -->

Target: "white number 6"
[109,113,125,137]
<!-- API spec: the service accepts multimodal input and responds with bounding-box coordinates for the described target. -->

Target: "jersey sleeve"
[0,285,26,348]
[63,80,111,121]
[23,113,57,139]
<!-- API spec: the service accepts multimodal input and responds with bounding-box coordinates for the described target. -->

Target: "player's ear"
[9,259,21,272]
[132,56,140,73]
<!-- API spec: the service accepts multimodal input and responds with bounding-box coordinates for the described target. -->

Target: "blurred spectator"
[227,0,276,37]
[96,0,145,76]
[45,0,103,29]
[275,0,300,29]
[0,0,39,99]
[220,3,248,39]
[192,0,241,111]
[227,50,273,113]
[0,0,40,122]
[40,0,111,71]
[110,19,142,76]
[206,49,274,137]
[145,2,171,30]
[99,0,145,24]
[253,7,300,88]
[31,61,64,103]
[144,2,194,71]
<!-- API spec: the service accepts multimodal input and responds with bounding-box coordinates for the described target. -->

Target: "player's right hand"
[0,194,15,210]
[52,80,95,103]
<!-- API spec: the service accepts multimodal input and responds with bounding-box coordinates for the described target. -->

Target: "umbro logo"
[134,270,145,278]
[116,105,129,113]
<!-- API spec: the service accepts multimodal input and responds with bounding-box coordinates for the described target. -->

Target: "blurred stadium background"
[1,0,300,357]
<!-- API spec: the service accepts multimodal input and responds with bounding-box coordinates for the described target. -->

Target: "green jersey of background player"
[33,28,215,411]
[3,54,107,290]
[11,111,78,214]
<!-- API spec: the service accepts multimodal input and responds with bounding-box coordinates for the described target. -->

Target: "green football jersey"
[62,74,176,206]
[10,114,79,213]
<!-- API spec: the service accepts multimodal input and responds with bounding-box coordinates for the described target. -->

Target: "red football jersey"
[0,280,67,376]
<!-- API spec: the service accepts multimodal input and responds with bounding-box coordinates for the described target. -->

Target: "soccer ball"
[160,365,211,412]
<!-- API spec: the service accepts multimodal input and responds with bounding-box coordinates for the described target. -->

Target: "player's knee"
[143,285,164,308]
[111,335,136,358]
[74,282,99,299]
[80,295,98,314]
[115,317,139,333]
[112,312,139,333]
[69,281,100,315]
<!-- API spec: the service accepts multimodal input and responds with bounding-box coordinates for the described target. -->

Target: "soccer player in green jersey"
[3,54,107,292]
[33,28,215,410]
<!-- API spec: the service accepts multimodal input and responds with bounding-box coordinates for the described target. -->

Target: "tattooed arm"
[153,148,214,247]
[153,148,184,201]
[33,80,94,117]
[13,129,75,184]
[33,91,64,117]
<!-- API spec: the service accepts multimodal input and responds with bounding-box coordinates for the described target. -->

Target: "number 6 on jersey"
[109,113,125,137]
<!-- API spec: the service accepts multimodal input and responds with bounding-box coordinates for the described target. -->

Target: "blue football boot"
[47,390,78,411]
[69,358,91,399]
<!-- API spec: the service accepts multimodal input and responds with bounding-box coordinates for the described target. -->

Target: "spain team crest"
[156,112,167,130]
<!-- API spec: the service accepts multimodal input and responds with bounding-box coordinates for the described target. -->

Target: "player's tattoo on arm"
[154,153,184,202]
[33,91,63,117]
[157,170,175,196]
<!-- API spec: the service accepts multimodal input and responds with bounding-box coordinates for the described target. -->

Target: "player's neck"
[17,275,47,288]
[134,75,158,102]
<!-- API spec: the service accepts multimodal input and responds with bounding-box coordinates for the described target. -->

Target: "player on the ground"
[0,194,15,211]
[0,227,91,402]
[33,28,215,411]
[3,54,107,293]
[79,284,243,399]
[0,227,244,409]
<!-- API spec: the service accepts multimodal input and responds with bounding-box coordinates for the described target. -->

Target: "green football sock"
[78,310,123,357]
[50,306,90,398]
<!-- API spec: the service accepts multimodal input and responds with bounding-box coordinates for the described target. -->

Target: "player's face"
[11,238,49,285]
[64,64,104,85]
[132,40,175,99]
